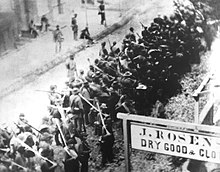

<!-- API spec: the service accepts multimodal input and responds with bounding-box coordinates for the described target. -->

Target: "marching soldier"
[48,85,62,106]
[66,54,77,83]
[16,113,31,134]
[99,116,114,166]
[80,81,93,125]
[99,42,108,59]
[69,88,85,134]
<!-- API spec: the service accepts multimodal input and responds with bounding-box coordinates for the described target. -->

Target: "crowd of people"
[0,1,213,172]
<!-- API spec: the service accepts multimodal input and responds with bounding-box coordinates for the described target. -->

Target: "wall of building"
[0,12,17,55]
[0,0,14,12]
[0,0,68,56]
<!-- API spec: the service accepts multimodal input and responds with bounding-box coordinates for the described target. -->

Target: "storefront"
[0,12,18,55]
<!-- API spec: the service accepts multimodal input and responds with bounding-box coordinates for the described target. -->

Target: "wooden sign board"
[131,123,220,163]
[117,113,220,171]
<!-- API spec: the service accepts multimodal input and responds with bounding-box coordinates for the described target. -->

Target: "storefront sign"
[131,124,220,163]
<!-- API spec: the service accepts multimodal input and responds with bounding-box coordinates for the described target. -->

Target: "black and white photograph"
[0,0,220,171]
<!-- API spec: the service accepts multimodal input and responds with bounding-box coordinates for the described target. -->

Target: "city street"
[0,0,174,128]
[1,0,220,171]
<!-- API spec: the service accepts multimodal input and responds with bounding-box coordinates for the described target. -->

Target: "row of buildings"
[0,0,68,55]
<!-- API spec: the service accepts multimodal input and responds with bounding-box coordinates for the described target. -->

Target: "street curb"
[0,4,146,99]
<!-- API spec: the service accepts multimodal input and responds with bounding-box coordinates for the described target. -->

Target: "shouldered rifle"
[14,137,57,166]
[140,22,146,28]
[87,58,116,80]
[54,119,78,158]
[21,120,43,136]
[78,93,110,135]
[136,32,141,38]
[0,158,29,171]
[35,89,63,95]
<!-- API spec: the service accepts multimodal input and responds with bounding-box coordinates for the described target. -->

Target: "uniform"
[98,2,106,25]
[69,90,85,133]
[71,14,78,40]
[53,26,63,53]
[66,57,77,81]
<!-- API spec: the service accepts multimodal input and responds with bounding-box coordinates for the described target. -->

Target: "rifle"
[54,119,78,158]
[0,148,10,152]
[21,120,43,136]
[0,158,29,171]
[136,32,141,38]
[140,22,146,28]
[107,38,111,51]
[35,89,63,95]
[14,137,57,166]
[13,122,24,133]
[96,101,111,135]
[78,94,110,135]
[87,58,116,80]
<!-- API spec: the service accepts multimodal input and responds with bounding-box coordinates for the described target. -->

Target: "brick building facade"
[0,0,67,55]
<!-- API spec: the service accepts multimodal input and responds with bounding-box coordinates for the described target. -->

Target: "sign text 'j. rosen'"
[131,124,220,163]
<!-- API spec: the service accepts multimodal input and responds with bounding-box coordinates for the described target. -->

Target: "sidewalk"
[0,5,122,98]
[0,0,146,99]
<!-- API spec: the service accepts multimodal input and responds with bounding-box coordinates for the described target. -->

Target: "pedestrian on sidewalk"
[71,14,78,40]
[98,1,106,26]
[53,25,64,53]
[29,20,39,38]
[41,15,50,32]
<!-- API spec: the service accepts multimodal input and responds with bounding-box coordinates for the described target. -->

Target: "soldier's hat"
[72,79,82,87]
[83,80,89,86]
[67,113,77,120]
[19,113,25,117]
[39,124,50,133]
[50,85,57,91]
[136,83,147,90]
[100,103,107,109]
[123,71,132,77]
[148,49,161,56]
[72,87,80,94]
[70,54,75,58]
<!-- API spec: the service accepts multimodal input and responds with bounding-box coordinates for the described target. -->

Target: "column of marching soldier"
[0,4,208,171]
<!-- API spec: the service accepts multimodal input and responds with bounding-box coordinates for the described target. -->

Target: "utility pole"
[119,0,122,17]
[85,0,88,27]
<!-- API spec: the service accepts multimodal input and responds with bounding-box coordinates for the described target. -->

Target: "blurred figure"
[53,25,64,53]
[65,54,77,82]
[29,20,39,38]
[99,116,114,166]
[80,27,94,43]
[16,113,31,134]
[41,15,49,32]
[71,13,78,40]
[98,1,106,26]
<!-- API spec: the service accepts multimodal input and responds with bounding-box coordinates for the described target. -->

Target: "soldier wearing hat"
[80,81,93,125]
[71,13,78,41]
[98,1,106,26]
[99,116,114,166]
[48,85,62,106]
[78,69,86,83]
[99,42,108,59]
[127,27,136,42]
[69,87,85,133]
[16,113,31,134]
[53,25,63,53]
[66,54,77,82]
[40,143,57,172]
